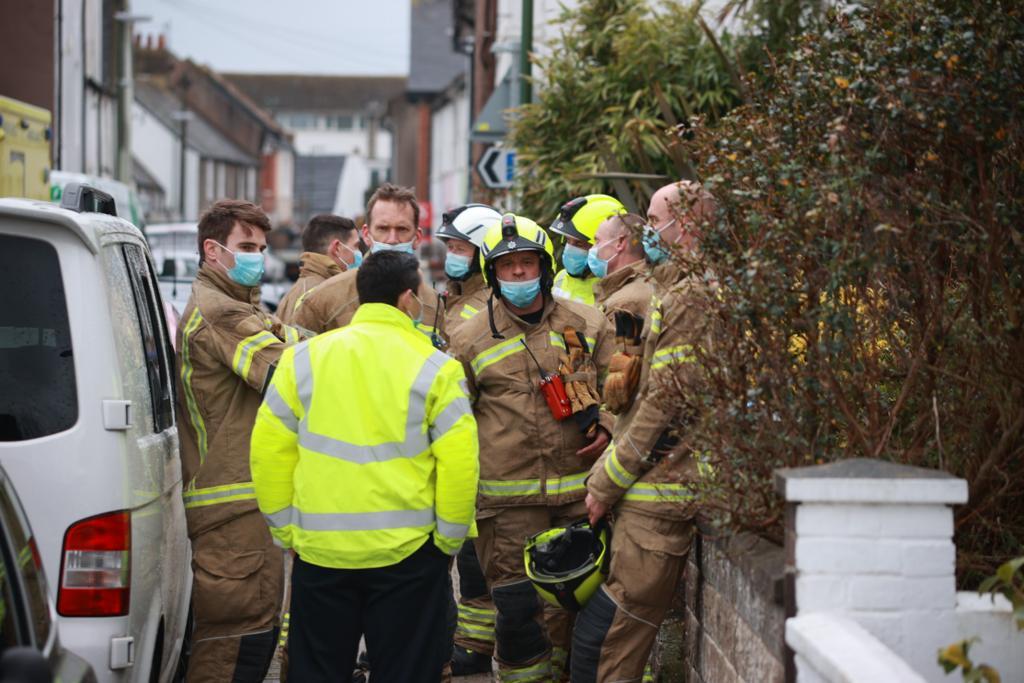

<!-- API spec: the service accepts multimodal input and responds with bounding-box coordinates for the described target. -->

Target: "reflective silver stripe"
[265,507,435,532]
[293,342,313,411]
[546,472,588,495]
[264,383,298,432]
[430,396,471,440]
[183,485,255,505]
[296,349,449,464]
[436,515,470,539]
[478,479,543,496]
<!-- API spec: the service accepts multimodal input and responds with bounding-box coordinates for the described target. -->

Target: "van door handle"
[102,400,132,430]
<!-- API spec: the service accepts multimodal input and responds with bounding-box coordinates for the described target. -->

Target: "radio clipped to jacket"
[520,340,573,421]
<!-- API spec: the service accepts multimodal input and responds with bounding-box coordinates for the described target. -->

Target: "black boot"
[451,646,491,676]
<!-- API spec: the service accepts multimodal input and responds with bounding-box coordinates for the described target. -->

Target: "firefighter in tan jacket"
[291,184,444,344]
[175,200,301,682]
[276,214,361,324]
[436,203,503,675]
[572,181,719,682]
[449,215,615,682]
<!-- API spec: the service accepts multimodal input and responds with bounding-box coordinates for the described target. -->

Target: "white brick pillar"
[775,459,968,682]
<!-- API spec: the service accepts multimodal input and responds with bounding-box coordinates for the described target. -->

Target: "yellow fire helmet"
[524,519,610,611]
[479,213,556,288]
[548,194,626,244]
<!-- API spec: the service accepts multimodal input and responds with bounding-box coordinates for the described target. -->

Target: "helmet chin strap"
[487,294,505,340]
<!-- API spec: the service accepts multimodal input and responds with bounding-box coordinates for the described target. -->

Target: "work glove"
[603,311,645,414]
[558,326,601,437]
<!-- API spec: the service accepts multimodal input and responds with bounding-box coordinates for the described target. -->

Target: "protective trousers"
[185,510,284,683]
[474,501,586,682]
[570,511,694,683]
[454,540,495,656]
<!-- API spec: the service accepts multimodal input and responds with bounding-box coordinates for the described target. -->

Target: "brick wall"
[657,524,786,682]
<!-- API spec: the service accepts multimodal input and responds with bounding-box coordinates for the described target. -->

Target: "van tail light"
[57,510,131,617]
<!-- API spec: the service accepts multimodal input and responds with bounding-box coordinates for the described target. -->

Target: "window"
[328,114,355,130]
[0,235,78,442]
[122,245,175,432]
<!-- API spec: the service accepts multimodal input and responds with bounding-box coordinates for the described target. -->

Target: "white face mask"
[370,238,416,255]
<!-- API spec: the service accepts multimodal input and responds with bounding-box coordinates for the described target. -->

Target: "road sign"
[477,146,515,189]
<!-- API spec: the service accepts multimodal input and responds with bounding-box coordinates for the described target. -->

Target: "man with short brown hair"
[176,199,298,682]
[292,183,443,343]
[277,214,361,323]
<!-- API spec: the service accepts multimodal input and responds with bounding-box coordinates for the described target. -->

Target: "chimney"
[158,34,166,50]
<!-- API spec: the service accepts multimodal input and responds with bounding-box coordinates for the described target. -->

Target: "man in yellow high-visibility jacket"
[251,250,479,683]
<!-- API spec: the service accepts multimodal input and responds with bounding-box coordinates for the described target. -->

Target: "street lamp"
[113,11,151,184]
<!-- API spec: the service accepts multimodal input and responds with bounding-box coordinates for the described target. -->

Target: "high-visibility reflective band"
[295,350,450,464]
[548,331,596,353]
[622,482,695,503]
[232,331,280,382]
[282,325,301,343]
[415,321,437,337]
[456,622,495,641]
[471,334,526,375]
[430,396,472,441]
[436,515,470,540]
[278,612,290,647]
[265,506,436,532]
[546,472,588,495]
[651,344,696,370]
[460,304,479,320]
[180,308,208,461]
[458,604,496,623]
[501,660,552,682]
[294,288,314,312]
[478,478,542,497]
[183,481,257,509]
[650,294,664,335]
[264,383,298,432]
[603,445,638,489]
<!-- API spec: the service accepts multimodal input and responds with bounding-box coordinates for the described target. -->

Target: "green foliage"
[938,639,1001,682]
[509,0,743,223]
[658,0,1023,580]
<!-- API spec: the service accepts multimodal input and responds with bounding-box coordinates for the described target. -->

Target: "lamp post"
[113,10,150,184]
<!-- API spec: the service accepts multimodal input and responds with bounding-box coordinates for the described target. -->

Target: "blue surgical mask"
[561,244,590,277]
[216,241,265,287]
[339,242,363,270]
[370,238,416,255]
[642,220,675,265]
[445,252,472,279]
[498,277,542,308]
[587,239,615,279]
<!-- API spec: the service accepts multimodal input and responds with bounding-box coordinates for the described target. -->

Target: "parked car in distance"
[0,464,97,683]
[0,185,191,683]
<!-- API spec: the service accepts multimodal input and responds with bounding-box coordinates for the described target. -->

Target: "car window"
[0,477,49,648]
[123,244,175,432]
[0,235,78,442]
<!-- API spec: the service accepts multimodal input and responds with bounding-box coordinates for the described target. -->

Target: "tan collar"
[594,259,646,301]
[447,273,487,298]
[197,262,262,305]
[299,252,343,280]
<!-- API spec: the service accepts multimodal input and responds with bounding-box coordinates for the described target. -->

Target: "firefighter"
[175,199,301,682]
[449,214,615,682]
[435,203,502,676]
[572,180,719,682]
[277,214,361,324]
[291,183,444,343]
[589,213,655,416]
[251,250,479,683]
[549,194,626,305]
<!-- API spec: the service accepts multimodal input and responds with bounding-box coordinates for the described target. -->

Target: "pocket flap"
[193,548,266,579]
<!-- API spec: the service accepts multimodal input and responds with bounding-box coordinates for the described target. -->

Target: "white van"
[0,186,191,682]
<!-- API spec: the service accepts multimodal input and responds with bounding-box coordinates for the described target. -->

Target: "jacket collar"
[594,259,646,301]
[490,292,555,335]
[197,262,262,306]
[651,260,685,289]
[299,252,343,281]
[447,272,486,298]
[351,302,416,329]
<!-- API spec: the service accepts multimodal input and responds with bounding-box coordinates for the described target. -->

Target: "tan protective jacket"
[443,273,490,333]
[450,295,614,512]
[588,265,715,520]
[290,267,445,341]
[276,252,342,324]
[593,260,654,337]
[175,265,300,537]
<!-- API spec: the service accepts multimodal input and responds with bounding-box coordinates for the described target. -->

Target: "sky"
[132,0,410,76]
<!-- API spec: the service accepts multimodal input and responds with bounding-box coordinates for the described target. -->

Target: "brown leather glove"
[604,351,642,414]
[558,327,601,435]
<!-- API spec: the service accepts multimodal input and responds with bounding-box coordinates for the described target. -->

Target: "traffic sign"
[477,146,515,189]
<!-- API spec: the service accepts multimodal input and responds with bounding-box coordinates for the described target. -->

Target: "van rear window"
[0,235,78,441]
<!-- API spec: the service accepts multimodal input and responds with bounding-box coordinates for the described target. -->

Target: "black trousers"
[289,538,451,683]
